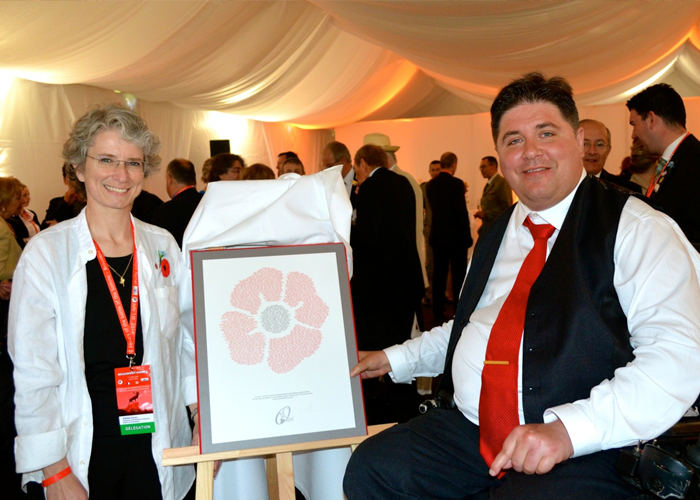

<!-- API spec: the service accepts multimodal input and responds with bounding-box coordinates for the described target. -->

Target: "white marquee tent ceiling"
[4,1,700,128]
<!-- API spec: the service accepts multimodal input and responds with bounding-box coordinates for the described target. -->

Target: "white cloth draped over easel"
[181,166,354,500]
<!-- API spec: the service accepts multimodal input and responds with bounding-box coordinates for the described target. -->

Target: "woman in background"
[208,153,245,182]
[0,176,22,314]
[8,182,40,249]
[0,175,24,499]
[241,163,275,180]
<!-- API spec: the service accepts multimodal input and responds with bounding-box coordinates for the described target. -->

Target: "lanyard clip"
[126,355,135,369]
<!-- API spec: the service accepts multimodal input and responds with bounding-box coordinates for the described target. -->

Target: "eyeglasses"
[583,140,609,151]
[87,155,145,171]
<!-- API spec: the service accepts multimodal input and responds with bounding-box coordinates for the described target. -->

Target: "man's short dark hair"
[482,156,498,168]
[278,151,298,160]
[354,144,388,169]
[626,83,686,128]
[282,156,305,174]
[209,153,246,182]
[491,72,579,144]
[325,141,352,163]
[167,158,196,186]
[430,160,441,166]
[440,152,457,170]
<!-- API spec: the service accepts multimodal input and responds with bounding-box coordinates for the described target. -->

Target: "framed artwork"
[191,243,366,453]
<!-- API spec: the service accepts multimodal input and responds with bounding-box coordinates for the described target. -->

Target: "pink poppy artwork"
[220,267,330,373]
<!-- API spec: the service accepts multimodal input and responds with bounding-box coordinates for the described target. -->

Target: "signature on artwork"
[276,406,293,425]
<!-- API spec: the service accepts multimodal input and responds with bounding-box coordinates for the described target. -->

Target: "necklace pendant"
[119,276,126,287]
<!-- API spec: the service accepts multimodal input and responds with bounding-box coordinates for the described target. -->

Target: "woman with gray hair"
[9,104,197,500]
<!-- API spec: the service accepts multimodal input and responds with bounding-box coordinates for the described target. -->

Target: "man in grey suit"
[474,156,512,234]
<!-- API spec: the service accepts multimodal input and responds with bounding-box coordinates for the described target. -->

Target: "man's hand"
[489,419,573,476]
[349,351,392,379]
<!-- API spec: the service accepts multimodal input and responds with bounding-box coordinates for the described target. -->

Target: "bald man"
[580,119,641,193]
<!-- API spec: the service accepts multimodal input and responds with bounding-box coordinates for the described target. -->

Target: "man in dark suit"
[344,72,700,500]
[580,119,642,193]
[474,156,512,234]
[426,152,473,324]
[130,189,163,223]
[350,144,423,424]
[152,159,203,248]
[628,83,700,248]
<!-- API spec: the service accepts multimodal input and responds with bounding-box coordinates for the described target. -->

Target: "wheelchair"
[617,414,700,499]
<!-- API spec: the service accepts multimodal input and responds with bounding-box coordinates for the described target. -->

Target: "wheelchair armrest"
[660,416,700,438]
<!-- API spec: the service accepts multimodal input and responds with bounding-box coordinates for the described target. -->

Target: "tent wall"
[4,76,700,221]
[337,97,700,212]
[0,77,332,219]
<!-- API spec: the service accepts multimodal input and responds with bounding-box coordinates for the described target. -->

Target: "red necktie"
[479,217,556,469]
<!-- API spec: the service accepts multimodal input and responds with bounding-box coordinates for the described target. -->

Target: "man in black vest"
[151,158,203,248]
[343,73,700,500]
[627,83,700,249]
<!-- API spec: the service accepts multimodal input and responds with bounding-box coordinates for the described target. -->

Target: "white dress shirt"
[386,172,700,457]
[343,166,355,197]
[662,132,689,163]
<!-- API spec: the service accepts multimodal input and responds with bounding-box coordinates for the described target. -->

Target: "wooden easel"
[162,423,394,500]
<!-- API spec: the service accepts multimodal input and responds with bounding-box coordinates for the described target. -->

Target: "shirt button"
[83,421,87,426]
[80,460,85,466]
[88,249,94,255]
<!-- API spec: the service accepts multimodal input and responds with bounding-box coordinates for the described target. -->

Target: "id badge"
[114,365,155,435]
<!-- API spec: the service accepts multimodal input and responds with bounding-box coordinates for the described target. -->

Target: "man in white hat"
[362,133,428,294]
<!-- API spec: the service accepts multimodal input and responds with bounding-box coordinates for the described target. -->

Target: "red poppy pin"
[157,250,170,278]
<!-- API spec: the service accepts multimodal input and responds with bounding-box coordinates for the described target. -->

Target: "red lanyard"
[93,222,139,366]
[646,132,689,197]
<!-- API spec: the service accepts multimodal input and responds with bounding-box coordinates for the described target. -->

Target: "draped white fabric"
[5,1,700,220]
[5,1,700,125]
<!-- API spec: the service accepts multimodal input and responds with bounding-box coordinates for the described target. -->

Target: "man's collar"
[661,132,689,161]
[173,185,196,198]
[512,170,586,231]
[343,167,354,183]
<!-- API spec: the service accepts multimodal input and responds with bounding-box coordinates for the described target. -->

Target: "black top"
[426,171,472,248]
[84,255,145,439]
[151,187,203,248]
[41,197,85,229]
[7,210,40,249]
[131,190,164,224]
